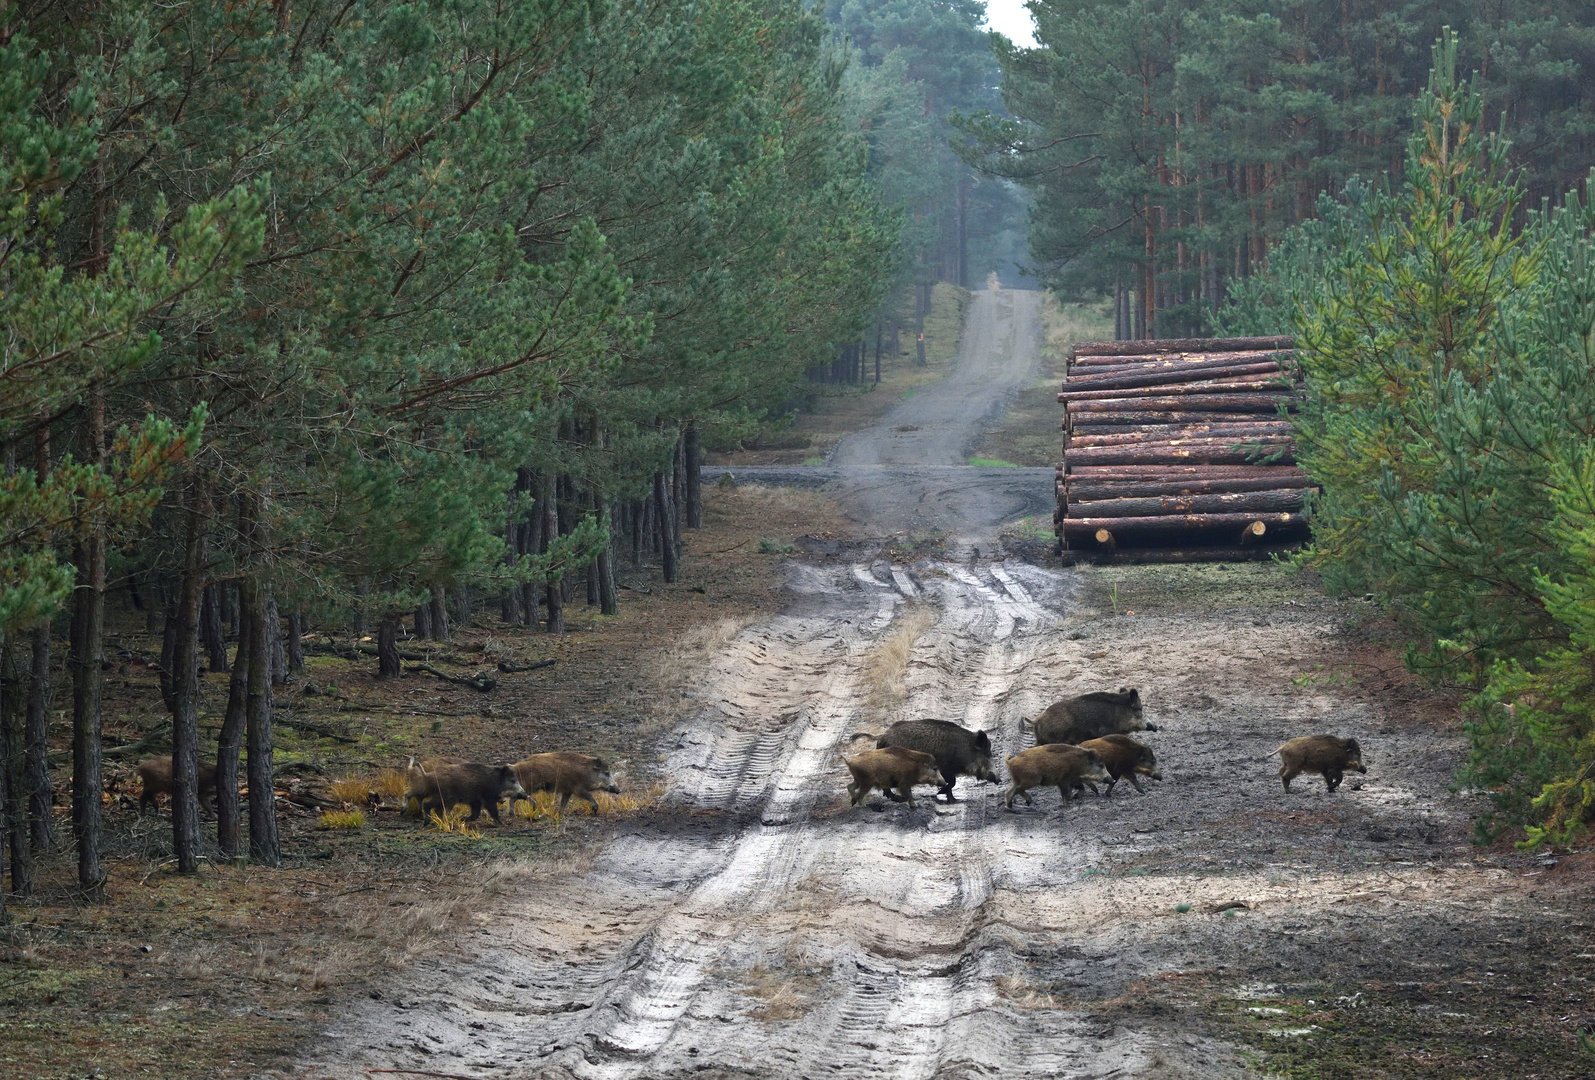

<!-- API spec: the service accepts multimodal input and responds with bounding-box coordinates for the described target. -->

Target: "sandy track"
[286,286,1511,1080]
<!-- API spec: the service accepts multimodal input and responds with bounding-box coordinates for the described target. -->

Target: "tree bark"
[1062,360,1284,394]
[598,510,619,616]
[1072,336,1294,357]
[414,601,432,640]
[286,610,304,673]
[653,470,678,583]
[70,391,107,900]
[522,469,543,626]
[1067,394,1295,414]
[25,624,52,851]
[671,440,684,553]
[1069,348,1291,370]
[1058,379,1293,404]
[1065,488,1307,519]
[216,612,249,859]
[428,587,449,641]
[3,641,32,896]
[1069,410,1285,428]
[266,595,285,687]
[170,475,210,874]
[543,473,563,633]
[1066,474,1315,501]
[1060,512,1307,537]
[244,580,279,866]
[377,615,401,677]
[1065,442,1295,468]
[158,599,178,713]
[201,585,229,672]
[1067,423,1295,448]
[684,424,703,529]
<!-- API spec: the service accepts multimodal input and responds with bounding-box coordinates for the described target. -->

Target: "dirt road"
[290,290,1591,1079]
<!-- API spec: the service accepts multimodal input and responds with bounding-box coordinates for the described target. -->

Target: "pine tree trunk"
[26,624,52,851]
[71,391,107,901]
[685,424,703,529]
[158,599,178,713]
[543,473,564,633]
[244,581,280,866]
[285,610,304,674]
[3,641,33,896]
[671,440,684,552]
[216,613,249,860]
[414,601,432,640]
[266,595,285,687]
[377,615,401,677]
[654,470,679,583]
[201,585,228,672]
[522,470,543,626]
[598,508,619,616]
[170,476,209,874]
[558,476,574,605]
[429,587,449,641]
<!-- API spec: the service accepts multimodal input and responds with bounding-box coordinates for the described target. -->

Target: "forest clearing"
[6,2,1595,1079]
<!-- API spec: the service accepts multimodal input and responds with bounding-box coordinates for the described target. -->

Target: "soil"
[274,289,1595,1080]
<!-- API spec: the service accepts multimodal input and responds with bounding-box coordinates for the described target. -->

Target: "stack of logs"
[1054,336,1314,560]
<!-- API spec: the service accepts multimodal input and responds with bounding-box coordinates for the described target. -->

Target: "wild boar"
[1273,735,1366,793]
[512,753,620,814]
[137,756,218,816]
[849,719,999,802]
[1077,735,1163,796]
[405,760,525,825]
[1003,744,1108,811]
[844,746,942,810]
[402,757,467,816]
[1022,688,1155,746]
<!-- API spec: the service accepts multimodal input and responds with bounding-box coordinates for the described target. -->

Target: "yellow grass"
[865,605,938,712]
[318,809,366,830]
[427,805,483,839]
[328,775,371,806]
[512,782,665,822]
[373,768,409,802]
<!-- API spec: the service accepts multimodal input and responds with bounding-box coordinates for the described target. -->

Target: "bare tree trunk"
[158,597,178,713]
[266,595,286,687]
[452,584,471,627]
[216,612,249,859]
[653,471,679,583]
[598,507,619,617]
[414,600,432,640]
[71,391,107,901]
[244,581,279,866]
[377,615,401,677]
[670,440,684,554]
[428,587,449,641]
[684,424,702,529]
[3,640,32,897]
[26,623,52,851]
[201,585,228,672]
[285,610,303,674]
[543,473,563,633]
[522,469,543,626]
[170,476,210,874]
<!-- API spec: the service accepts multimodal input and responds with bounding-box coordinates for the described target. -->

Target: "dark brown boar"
[405,760,525,824]
[1077,735,1162,796]
[512,753,620,814]
[1023,688,1155,746]
[849,719,999,802]
[1273,735,1366,793]
[844,746,941,809]
[138,756,218,816]
[1003,744,1108,811]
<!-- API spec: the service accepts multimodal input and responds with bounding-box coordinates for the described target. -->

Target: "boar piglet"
[137,756,218,817]
[844,746,941,810]
[1004,744,1108,811]
[1078,735,1162,796]
[850,719,999,802]
[512,753,620,814]
[1274,735,1366,793]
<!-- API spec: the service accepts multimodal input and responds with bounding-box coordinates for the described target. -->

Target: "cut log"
[1066,475,1317,501]
[1064,464,1309,479]
[1065,489,1307,519]
[1060,512,1307,536]
[1068,411,1286,429]
[1061,360,1286,394]
[1071,336,1295,358]
[1239,520,1268,544]
[1059,379,1294,403]
[1067,351,1292,378]
[1067,394,1296,414]
[1065,423,1295,447]
[1070,349,1291,369]
[1095,528,1115,551]
[1061,545,1303,566]
[1065,445,1296,467]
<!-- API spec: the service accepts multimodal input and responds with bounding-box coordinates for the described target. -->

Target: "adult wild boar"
[1003,743,1108,811]
[1022,688,1155,746]
[137,756,218,816]
[843,746,942,810]
[1077,735,1162,796]
[405,760,525,825]
[1272,735,1366,793]
[848,719,999,802]
[512,753,620,814]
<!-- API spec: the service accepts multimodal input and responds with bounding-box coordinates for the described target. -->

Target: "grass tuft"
[427,805,483,839]
[866,605,938,712]
[328,775,371,806]
[968,456,1019,468]
[318,809,366,830]
[373,768,409,802]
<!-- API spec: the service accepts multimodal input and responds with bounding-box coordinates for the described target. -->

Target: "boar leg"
[1279,763,1300,792]
[881,788,907,802]
[1127,774,1146,794]
[937,766,959,802]
[463,800,484,822]
[557,791,572,813]
[581,792,601,814]
[1324,768,1342,793]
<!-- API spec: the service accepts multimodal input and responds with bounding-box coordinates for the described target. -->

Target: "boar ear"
[1128,688,1140,703]
[591,757,607,771]
[975,731,991,750]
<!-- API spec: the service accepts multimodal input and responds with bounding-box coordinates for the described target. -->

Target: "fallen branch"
[405,663,497,691]
[274,716,358,743]
[496,659,556,674]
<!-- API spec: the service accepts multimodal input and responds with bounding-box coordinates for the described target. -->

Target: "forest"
[0,0,1019,903]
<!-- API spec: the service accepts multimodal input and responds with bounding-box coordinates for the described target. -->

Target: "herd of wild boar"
[137,686,1366,823]
[846,687,1368,811]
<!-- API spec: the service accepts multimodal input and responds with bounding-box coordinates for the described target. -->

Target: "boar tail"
[846,731,879,743]
[1018,716,1032,733]
[1260,747,1282,761]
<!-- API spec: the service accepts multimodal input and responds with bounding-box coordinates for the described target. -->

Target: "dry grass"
[427,805,484,839]
[865,604,938,713]
[373,767,409,801]
[996,973,1061,1010]
[328,774,371,805]
[513,782,666,823]
[651,614,753,716]
[317,808,366,829]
